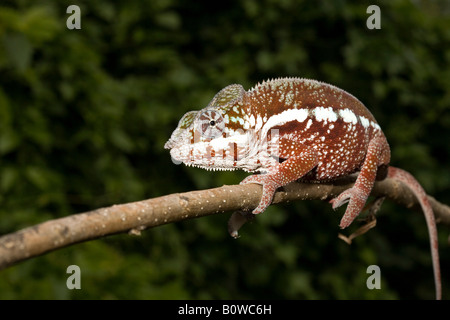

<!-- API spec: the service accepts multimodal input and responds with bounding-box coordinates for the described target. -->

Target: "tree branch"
[0,177,449,270]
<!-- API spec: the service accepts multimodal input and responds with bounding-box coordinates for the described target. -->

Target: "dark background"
[0,0,449,299]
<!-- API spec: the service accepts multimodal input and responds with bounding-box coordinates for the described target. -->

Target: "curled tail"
[388,166,441,300]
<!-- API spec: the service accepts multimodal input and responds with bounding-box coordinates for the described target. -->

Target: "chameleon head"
[164,84,261,172]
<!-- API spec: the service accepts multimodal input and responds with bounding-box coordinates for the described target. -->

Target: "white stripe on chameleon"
[258,107,381,136]
[359,116,370,128]
[195,107,380,153]
[261,108,309,136]
[339,108,358,124]
[209,133,248,150]
[313,107,338,122]
[371,121,381,130]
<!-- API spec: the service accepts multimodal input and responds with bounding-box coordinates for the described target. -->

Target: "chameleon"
[164,77,441,299]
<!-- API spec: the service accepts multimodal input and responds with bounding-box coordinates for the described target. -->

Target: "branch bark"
[0,177,449,270]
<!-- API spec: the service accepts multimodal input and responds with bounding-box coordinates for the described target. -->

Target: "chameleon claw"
[239,175,279,215]
[329,195,350,210]
[330,187,367,229]
[330,187,358,209]
[253,181,279,214]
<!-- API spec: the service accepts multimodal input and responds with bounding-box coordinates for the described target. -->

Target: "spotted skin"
[330,131,390,228]
[165,77,441,299]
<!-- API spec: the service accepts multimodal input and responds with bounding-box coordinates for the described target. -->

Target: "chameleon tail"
[388,166,441,300]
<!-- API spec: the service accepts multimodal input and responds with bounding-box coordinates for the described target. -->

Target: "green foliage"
[0,0,449,299]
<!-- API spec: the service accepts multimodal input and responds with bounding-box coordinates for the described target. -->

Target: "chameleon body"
[164,77,441,299]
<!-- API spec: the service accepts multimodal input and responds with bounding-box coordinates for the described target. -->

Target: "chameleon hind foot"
[330,186,368,229]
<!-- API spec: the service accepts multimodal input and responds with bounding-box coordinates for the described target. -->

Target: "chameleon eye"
[196,110,225,138]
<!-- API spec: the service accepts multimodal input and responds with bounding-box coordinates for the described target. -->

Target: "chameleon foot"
[330,187,367,229]
[240,175,279,215]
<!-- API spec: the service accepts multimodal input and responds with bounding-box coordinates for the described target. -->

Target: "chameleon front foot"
[240,175,279,215]
[330,187,367,229]
[228,175,281,238]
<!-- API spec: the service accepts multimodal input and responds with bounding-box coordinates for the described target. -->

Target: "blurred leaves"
[0,0,449,299]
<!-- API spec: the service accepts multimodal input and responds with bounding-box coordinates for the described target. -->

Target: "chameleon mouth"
[168,147,240,172]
